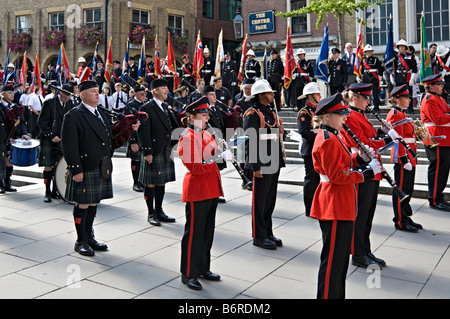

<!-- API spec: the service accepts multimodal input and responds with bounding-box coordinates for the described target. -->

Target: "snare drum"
[10,139,40,166]
[54,157,70,203]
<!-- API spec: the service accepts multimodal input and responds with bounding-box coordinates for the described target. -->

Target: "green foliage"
[276,0,385,29]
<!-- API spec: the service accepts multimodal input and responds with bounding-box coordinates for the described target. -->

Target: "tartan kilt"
[38,138,63,167]
[0,158,5,180]
[65,167,113,205]
[138,152,175,185]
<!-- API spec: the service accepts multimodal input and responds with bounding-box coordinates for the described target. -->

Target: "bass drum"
[54,157,72,204]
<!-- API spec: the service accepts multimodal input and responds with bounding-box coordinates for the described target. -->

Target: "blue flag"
[3,49,11,85]
[137,38,146,82]
[90,42,99,79]
[315,26,329,82]
[55,46,62,86]
[121,39,129,84]
[384,19,395,73]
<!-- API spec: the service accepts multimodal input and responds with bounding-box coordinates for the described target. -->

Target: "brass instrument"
[413,120,440,148]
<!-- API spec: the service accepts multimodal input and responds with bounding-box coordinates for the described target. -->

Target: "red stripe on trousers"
[396,168,404,227]
[433,147,440,206]
[186,202,195,277]
[324,220,338,299]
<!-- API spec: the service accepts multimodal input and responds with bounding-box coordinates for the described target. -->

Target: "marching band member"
[434,45,450,104]
[311,93,381,299]
[385,84,422,231]
[361,44,384,114]
[340,83,400,268]
[297,82,321,216]
[420,74,450,212]
[177,96,229,291]
[243,79,285,250]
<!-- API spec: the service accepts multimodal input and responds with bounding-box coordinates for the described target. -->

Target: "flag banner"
[214,29,224,78]
[56,43,71,85]
[90,42,99,80]
[3,49,11,85]
[20,51,27,85]
[237,34,248,83]
[104,37,113,86]
[419,12,433,83]
[263,48,268,80]
[31,54,42,93]
[315,26,329,82]
[384,18,395,74]
[154,35,161,78]
[137,37,146,82]
[284,26,296,89]
[121,39,130,84]
[354,20,364,79]
[192,31,204,80]
[167,32,180,92]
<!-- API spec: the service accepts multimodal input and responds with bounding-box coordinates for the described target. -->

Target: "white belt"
[300,73,310,76]
[425,122,450,127]
[260,133,278,140]
[403,138,416,143]
[247,70,257,73]
[365,69,378,73]
[320,174,330,182]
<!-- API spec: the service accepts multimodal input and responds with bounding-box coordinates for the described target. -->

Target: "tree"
[276,0,385,50]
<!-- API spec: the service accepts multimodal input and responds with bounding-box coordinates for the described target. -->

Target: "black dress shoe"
[407,217,423,229]
[395,224,418,233]
[88,238,108,251]
[367,253,386,267]
[253,238,277,250]
[74,241,95,256]
[352,255,380,268]
[148,214,161,226]
[242,182,253,191]
[181,275,202,290]
[268,235,283,247]
[4,182,17,192]
[429,202,450,212]
[218,197,226,203]
[43,196,52,203]
[200,271,221,281]
[157,210,175,222]
[133,183,144,192]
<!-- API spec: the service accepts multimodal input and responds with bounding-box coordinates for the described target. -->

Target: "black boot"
[43,170,53,202]
[86,206,108,251]
[0,180,5,194]
[73,207,94,256]
[4,166,17,192]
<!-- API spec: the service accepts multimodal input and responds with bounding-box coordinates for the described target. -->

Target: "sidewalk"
[0,155,450,300]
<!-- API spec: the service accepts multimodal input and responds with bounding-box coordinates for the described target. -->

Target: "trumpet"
[413,120,441,148]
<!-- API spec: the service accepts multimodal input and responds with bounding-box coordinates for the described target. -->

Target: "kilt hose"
[38,138,63,167]
[138,152,175,186]
[0,158,5,180]
[65,168,113,205]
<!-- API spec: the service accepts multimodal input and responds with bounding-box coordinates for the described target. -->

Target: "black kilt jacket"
[61,103,113,175]
[38,95,74,141]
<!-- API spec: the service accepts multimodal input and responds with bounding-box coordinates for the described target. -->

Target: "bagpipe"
[0,94,26,141]
[49,84,148,149]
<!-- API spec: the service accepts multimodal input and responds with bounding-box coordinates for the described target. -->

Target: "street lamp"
[233,8,243,39]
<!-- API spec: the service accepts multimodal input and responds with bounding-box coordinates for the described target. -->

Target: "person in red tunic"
[385,84,423,232]
[311,93,381,299]
[340,83,400,269]
[177,97,232,290]
[420,74,450,211]
[74,57,92,84]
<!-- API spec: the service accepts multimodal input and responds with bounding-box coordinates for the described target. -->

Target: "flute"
[342,124,410,202]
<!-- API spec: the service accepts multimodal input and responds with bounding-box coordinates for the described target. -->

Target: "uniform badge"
[343,168,350,176]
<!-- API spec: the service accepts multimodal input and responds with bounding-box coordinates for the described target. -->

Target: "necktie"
[94,109,104,123]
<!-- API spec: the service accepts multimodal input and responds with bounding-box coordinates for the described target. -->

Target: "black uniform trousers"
[181,198,218,278]
[303,155,320,217]
[353,179,380,257]
[251,169,280,240]
[392,164,415,227]
[317,220,353,299]
[362,74,381,112]
[425,146,450,206]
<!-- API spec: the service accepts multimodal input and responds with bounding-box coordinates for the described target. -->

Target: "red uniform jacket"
[177,126,224,202]
[75,66,92,83]
[386,107,417,166]
[420,93,450,147]
[310,127,371,221]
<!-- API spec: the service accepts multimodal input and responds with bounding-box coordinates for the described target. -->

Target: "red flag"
[154,35,161,78]
[284,27,296,89]
[192,31,204,80]
[167,32,180,92]
[104,37,113,86]
[237,34,248,83]
[20,51,27,85]
[31,54,42,93]
[354,20,364,79]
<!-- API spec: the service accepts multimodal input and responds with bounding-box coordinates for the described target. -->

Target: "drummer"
[0,85,30,193]
[37,84,75,202]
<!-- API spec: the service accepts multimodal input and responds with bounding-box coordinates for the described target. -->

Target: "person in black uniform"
[61,80,139,256]
[110,60,122,94]
[243,79,285,250]
[267,50,284,111]
[46,63,58,88]
[144,55,156,89]
[245,49,261,80]
[434,45,450,104]
[361,44,384,113]
[189,78,205,104]
[94,61,106,93]
[137,79,178,226]
[0,100,8,194]
[297,82,321,217]
[180,54,195,92]
[201,47,215,86]
[328,48,348,95]
[222,51,238,99]
[213,77,232,107]
[127,56,139,83]
[294,48,315,111]
[37,84,75,202]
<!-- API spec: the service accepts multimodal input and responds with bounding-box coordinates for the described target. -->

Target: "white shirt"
[111,91,128,110]
[19,93,28,106]
[44,92,55,101]
[98,94,113,110]
[153,97,165,113]
[28,93,44,112]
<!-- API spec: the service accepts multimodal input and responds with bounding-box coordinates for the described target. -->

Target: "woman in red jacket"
[311,93,381,299]
[177,97,232,290]
[385,84,422,232]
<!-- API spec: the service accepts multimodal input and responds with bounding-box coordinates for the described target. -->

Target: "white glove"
[359,145,375,162]
[409,73,417,86]
[369,159,382,175]
[292,73,297,79]
[390,74,396,86]
[404,161,413,171]
[388,128,400,140]
[356,76,361,82]
[220,149,233,161]
[380,123,390,133]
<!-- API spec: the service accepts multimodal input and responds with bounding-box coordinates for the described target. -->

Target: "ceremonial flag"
[192,31,204,80]
[104,37,113,86]
[90,42,99,79]
[56,43,71,85]
[419,12,433,83]
[237,34,248,83]
[19,51,27,85]
[121,39,129,84]
[354,20,364,79]
[137,37,146,82]
[167,32,180,92]
[3,49,12,85]
[384,17,395,74]
[214,28,224,78]
[263,48,268,80]
[284,26,296,89]
[154,35,161,78]
[14,58,19,83]
[31,54,42,93]
[315,26,329,82]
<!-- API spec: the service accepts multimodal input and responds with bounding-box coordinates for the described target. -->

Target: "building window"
[49,12,65,32]
[84,8,101,27]
[219,0,241,21]
[291,0,308,34]
[17,15,31,33]
[416,0,449,42]
[365,0,392,46]
[168,15,184,36]
[203,0,213,19]
[132,9,150,25]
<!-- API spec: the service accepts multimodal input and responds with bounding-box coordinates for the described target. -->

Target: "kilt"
[65,167,113,205]
[38,138,63,167]
[0,158,5,180]
[138,152,175,185]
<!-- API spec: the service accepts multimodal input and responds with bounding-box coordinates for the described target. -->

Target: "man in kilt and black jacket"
[37,84,75,202]
[138,79,179,226]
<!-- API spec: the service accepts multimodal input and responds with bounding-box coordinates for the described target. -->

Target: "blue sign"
[248,11,275,35]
